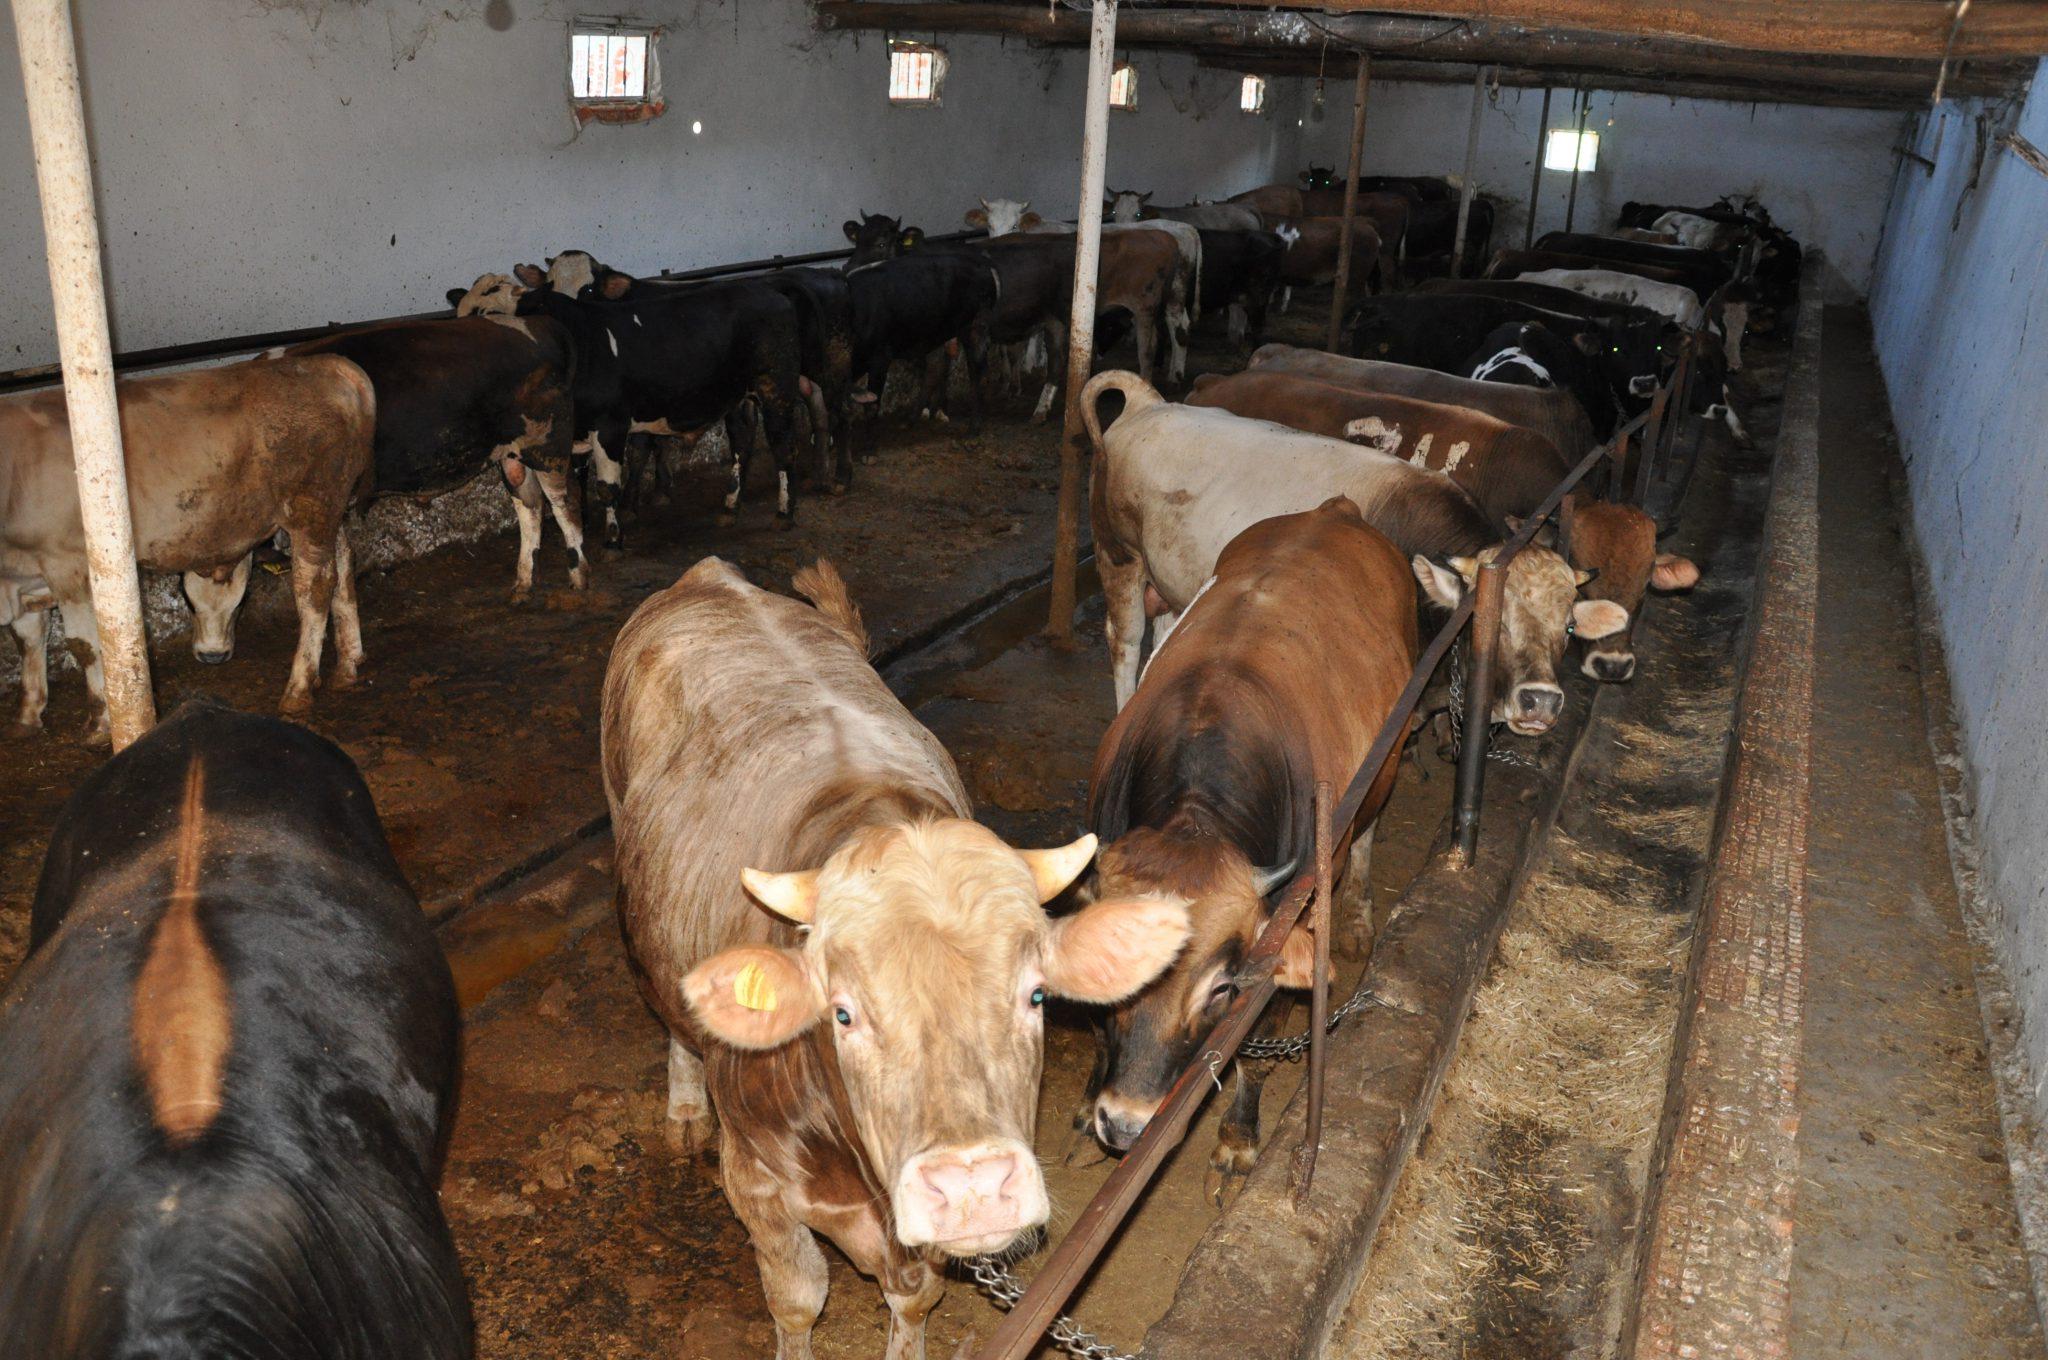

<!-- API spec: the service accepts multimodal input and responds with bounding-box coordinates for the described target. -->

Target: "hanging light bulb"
[1309,36,1328,123]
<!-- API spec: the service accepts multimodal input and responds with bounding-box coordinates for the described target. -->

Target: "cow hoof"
[664,1107,718,1156]
[713,510,738,528]
[4,719,41,742]
[568,564,591,591]
[279,691,315,719]
[773,513,797,533]
[1205,1136,1258,1209]
[510,584,533,606]
[83,721,112,750]
[330,663,362,692]
[828,481,848,497]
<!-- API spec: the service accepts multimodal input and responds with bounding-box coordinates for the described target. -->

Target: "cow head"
[1560,500,1699,683]
[842,212,923,270]
[1412,544,1629,736]
[544,250,602,297]
[966,197,1041,237]
[448,273,527,317]
[1106,189,1153,223]
[1590,317,1665,404]
[1300,166,1336,190]
[1086,830,1313,1151]
[183,555,253,665]
[684,821,1188,1255]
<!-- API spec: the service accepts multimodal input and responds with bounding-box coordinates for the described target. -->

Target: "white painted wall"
[0,0,1306,371]
[1868,64,2048,1132]
[1298,80,1904,294]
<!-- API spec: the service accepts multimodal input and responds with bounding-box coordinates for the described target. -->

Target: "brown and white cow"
[1274,217,1389,311]
[1208,363,1700,681]
[0,356,376,739]
[1247,343,1598,462]
[1082,371,1629,726]
[1085,497,1417,1203]
[1108,189,1263,235]
[1,576,50,734]
[602,556,1190,1360]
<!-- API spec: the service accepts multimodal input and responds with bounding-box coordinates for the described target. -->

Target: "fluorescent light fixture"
[1544,128,1599,172]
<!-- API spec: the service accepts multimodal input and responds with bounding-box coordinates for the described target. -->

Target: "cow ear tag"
[734,961,778,1012]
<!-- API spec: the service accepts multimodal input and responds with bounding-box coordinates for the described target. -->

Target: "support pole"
[1046,0,1119,644]
[11,0,155,748]
[1453,559,1506,866]
[1324,52,1371,353]
[1563,86,1589,235]
[1450,65,1487,277]
[1524,85,1552,249]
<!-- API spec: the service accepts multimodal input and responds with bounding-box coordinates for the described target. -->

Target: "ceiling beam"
[814,3,2031,101]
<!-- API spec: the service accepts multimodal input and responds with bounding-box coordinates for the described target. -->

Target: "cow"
[1082,370,1630,723]
[1,575,50,733]
[1195,226,1286,346]
[1532,232,1734,297]
[1489,247,1693,289]
[0,698,469,1359]
[0,356,375,739]
[1192,366,1700,681]
[1247,343,1598,462]
[1083,499,1417,1202]
[843,252,999,429]
[1403,196,1496,267]
[601,556,1189,1360]
[1615,227,1683,245]
[1509,268,1705,329]
[293,315,584,600]
[1225,183,1302,221]
[461,266,811,542]
[1107,189,1263,235]
[1341,293,1664,433]
[1273,216,1388,311]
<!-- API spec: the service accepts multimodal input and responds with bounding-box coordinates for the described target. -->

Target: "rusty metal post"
[11,0,156,748]
[1563,88,1589,235]
[1292,780,1336,1205]
[1638,350,1684,507]
[1324,52,1371,352]
[1046,0,1119,645]
[1452,560,1507,866]
[1524,85,1552,250]
[1450,65,1487,278]
[1555,490,1577,565]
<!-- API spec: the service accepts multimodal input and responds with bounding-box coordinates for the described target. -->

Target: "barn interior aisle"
[1786,307,2041,1356]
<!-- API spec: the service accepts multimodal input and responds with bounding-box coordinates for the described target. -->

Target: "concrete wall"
[1298,80,1904,294]
[1868,65,2048,1129]
[0,0,1306,370]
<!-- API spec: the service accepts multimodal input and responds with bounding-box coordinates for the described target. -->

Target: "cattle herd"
[0,176,1794,1357]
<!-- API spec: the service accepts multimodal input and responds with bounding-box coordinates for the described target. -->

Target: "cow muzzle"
[1585,649,1637,684]
[1506,683,1565,735]
[1629,374,1658,397]
[894,1139,1047,1255]
[193,646,234,666]
[1091,1089,1165,1154]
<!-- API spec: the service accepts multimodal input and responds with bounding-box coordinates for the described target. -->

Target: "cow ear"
[842,220,862,242]
[1016,833,1099,904]
[1412,555,1465,609]
[1651,553,1700,592]
[1044,895,1191,1005]
[1573,566,1600,588]
[1273,923,1327,989]
[1571,331,1603,357]
[901,227,925,249]
[1572,599,1630,641]
[1298,169,1312,184]
[600,273,632,301]
[1020,211,1042,230]
[684,946,824,1049]
[445,288,467,307]
[741,867,821,923]
[514,262,545,288]
[965,207,988,228]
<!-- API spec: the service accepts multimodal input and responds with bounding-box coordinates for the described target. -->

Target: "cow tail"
[1078,371,1163,457]
[792,558,871,658]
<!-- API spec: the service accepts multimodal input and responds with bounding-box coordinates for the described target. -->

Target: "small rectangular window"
[1544,128,1599,173]
[1239,75,1266,114]
[1109,62,1138,111]
[570,22,663,123]
[889,42,946,105]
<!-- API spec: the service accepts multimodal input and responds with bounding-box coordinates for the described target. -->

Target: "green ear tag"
[733,961,778,1012]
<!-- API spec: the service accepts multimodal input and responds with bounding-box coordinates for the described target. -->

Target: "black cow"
[1195,227,1286,347]
[843,210,926,270]
[507,266,809,540]
[0,699,468,1360]
[1343,293,1661,432]
[295,316,582,601]
[846,252,998,427]
[1457,319,1625,439]
[1534,232,1734,298]
[1405,197,1495,265]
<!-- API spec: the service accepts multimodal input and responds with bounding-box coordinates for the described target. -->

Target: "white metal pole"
[11,0,155,748]
[1451,65,1487,278]
[1047,0,1118,643]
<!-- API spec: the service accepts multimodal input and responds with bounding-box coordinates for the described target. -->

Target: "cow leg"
[719,404,755,528]
[1130,306,1157,385]
[329,528,364,691]
[882,1264,945,1360]
[48,574,110,745]
[664,1038,716,1153]
[961,320,991,432]
[588,419,630,549]
[1227,301,1248,348]
[282,534,338,716]
[534,466,591,590]
[1101,555,1147,710]
[1278,284,1293,314]
[6,606,47,735]
[1335,827,1377,961]
[757,389,800,529]
[1205,1060,1266,1208]
[724,1155,829,1360]
[506,461,545,603]
[1030,318,1068,426]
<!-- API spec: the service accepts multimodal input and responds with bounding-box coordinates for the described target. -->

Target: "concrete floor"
[1786,306,2042,1357]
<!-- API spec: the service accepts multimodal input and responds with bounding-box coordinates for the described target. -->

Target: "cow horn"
[1017,834,1099,904]
[1251,858,1298,899]
[741,867,821,924]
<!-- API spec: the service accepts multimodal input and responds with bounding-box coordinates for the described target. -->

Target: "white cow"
[1652,211,1744,252]
[1514,267,1705,329]
[1107,190,1262,234]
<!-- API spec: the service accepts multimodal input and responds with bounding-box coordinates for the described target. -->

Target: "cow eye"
[1029,985,1047,1008]
[834,1006,854,1027]
[1207,979,1236,1005]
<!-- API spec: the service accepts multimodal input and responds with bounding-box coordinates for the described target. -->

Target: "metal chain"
[1240,973,1393,1059]
[964,1256,1138,1360]
[1444,643,1545,772]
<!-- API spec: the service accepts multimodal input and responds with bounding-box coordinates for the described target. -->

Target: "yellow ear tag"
[733,961,778,1012]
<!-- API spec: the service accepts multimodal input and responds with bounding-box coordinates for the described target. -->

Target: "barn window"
[570,22,665,124]
[1109,62,1138,111]
[888,41,946,105]
[1240,75,1267,114]
[1544,127,1600,172]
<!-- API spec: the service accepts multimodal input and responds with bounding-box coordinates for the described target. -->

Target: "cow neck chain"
[1444,641,1547,772]
[962,1257,1139,1360]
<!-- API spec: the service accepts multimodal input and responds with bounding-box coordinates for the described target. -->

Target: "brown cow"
[602,556,1190,1360]
[1085,497,1417,1204]
[1201,364,1699,681]
[1247,342,1597,461]
[1275,216,1389,310]
[1226,183,1303,222]
[0,356,376,739]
